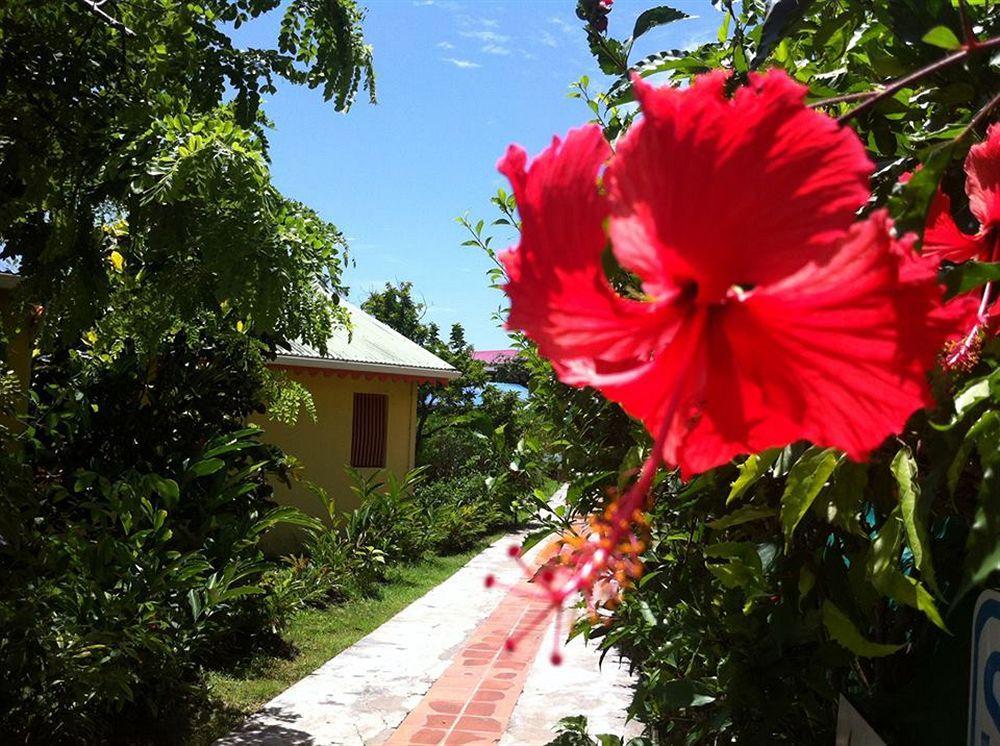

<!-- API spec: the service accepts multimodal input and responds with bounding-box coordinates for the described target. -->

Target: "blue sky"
[237,1,720,349]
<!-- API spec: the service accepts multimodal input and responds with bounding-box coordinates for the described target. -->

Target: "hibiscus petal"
[596,213,961,476]
[605,70,874,300]
[498,125,674,369]
[699,212,951,468]
[922,187,986,262]
[966,122,1000,231]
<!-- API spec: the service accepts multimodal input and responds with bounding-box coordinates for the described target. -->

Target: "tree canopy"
[0,0,375,352]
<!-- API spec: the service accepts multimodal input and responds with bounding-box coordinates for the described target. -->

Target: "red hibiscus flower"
[917,124,1000,370]
[500,70,957,479]
[923,123,1000,263]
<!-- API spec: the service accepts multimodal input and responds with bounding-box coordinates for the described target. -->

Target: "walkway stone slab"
[218,529,640,746]
[499,621,642,745]
[216,533,536,746]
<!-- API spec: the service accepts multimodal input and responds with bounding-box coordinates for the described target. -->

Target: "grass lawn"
[188,539,497,745]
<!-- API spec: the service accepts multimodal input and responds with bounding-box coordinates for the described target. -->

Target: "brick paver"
[385,582,553,746]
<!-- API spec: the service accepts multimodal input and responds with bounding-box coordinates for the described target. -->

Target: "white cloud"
[436,41,455,49]
[681,28,714,51]
[549,16,576,34]
[460,29,509,43]
[538,30,558,47]
[414,0,461,9]
[482,43,510,55]
[443,57,481,69]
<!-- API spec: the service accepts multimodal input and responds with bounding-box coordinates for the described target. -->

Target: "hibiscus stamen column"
[945,232,999,371]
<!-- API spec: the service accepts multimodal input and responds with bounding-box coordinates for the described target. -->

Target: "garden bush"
[0,335,321,742]
[416,474,505,553]
[460,1,1000,742]
[0,1,376,740]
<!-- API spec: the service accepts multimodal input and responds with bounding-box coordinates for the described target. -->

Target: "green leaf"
[942,261,1000,298]
[707,505,777,531]
[631,6,689,42]
[780,448,840,548]
[187,458,225,477]
[950,411,1000,494]
[815,460,868,537]
[892,447,937,591]
[254,506,324,535]
[954,376,993,421]
[654,679,716,710]
[821,601,902,657]
[727,449,780,505]
[188,589,203,622]
[867,510,947,630]
[751,0,815,68]
[957,463,1000,602]
[890,141,956,234]
[922,25,962,50]
[704,542,766,594]
[798,565,816,605]
[152,476,180,502]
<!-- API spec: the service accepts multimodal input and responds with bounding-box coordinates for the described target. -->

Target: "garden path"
[216,531,639,745]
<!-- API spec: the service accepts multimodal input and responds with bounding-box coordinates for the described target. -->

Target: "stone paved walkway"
[218,532,639,746]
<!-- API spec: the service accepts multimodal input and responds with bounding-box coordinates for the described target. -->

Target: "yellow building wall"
[259,367,418,553]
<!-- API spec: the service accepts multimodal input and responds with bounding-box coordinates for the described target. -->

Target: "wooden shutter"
[350,393,388,468]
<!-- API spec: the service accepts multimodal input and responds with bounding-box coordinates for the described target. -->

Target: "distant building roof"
[472,349,516,365]
[273,301,460,381]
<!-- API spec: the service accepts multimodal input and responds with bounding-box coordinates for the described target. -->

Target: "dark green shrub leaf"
[751,0,815,68]
[187,458,225,477]
[821,601,902,657]
[922,25,962,50]
[632,6,689,42]
[727,448,780,505]
[891,447,937,591]
[942,261,1000,298]
[707,505,777,531]
[780,447,840,548]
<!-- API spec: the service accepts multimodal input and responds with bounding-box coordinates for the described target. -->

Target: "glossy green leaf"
[751,0,815,67]
[815,460,867,537]
[654,679,716,710]
[868,510,947,630]
[892,447,937,591]
[187,458,225,477]
[949,411,1000,494]
[707,505,777,530]
[922,25,962,50]
[727,449,780,505]
[780,448,840,548]
[889,141,956,234]
[821,601,902,657]
[632,6,689,42]
[957,463,1000,603]
[942,261,1000,298]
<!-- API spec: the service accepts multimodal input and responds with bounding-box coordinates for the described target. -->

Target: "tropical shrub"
[464,1,1000,743]
[0,1,376,739]
[0,334,322,742]
[418,474,505,553]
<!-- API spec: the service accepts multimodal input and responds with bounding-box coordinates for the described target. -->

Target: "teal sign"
[970,590,1000,744]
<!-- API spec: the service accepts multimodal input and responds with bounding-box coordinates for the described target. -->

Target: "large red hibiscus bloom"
[499,71,957,478]
[923,122,1000,263]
